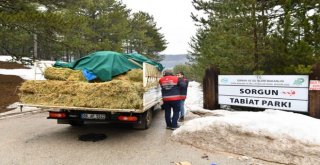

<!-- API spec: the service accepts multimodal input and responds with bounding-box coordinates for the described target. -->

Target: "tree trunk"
[33,33,38,62]
[203,65,219,110]
[309,64,320,119]
[252,1,258,71]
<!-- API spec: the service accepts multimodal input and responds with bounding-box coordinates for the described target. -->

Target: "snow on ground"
[0,56,53,111]
[0,55,54,80]
[184,81,204,111]
[0,55,13,62]
[0,68,43,80]
[175,81,320,165]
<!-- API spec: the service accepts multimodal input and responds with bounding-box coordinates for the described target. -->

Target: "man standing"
[177,71,189,121]
[159,70,186,130]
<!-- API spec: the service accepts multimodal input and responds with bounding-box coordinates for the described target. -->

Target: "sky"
[121,0,199,55]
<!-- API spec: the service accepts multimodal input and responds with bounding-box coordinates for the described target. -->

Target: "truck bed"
[20,62,162,113]
[20,104,140,113]
[22,86,161,113]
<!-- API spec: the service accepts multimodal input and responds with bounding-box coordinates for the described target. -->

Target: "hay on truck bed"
[20,68,145,109]
[44,67,86,81]
[44,67,143,82]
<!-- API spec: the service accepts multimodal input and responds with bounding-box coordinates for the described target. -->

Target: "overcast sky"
[121,0,198,55]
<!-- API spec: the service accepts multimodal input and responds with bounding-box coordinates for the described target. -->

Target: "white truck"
[22,63,162,129]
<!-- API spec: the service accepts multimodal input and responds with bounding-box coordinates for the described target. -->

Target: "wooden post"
[33,33,37,62]
[309,64,320,119]
[203,65,219,110]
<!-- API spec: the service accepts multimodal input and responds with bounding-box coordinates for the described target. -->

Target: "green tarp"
[124,53,164,71]
[54,51,163,81]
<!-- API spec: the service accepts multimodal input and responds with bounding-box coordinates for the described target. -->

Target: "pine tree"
[0,0,167,61]
[126,11,167,61]
[189,0,320,80]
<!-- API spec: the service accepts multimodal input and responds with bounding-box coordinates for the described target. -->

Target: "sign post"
[203,65,219,110]
[309,64,320,119]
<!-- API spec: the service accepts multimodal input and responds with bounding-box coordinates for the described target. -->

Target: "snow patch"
[173,110,320,164]
[0,56,54,80]
[184,81,204,112]
[0,55,12,62]
[175,81,320,164]
[174,109,320,145]
[0,66,45,80]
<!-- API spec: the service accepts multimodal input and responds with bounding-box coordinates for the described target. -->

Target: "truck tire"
[133,109,152,130]
[70,121,84,127]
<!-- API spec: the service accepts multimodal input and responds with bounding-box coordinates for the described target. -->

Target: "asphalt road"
[0,110,274,165]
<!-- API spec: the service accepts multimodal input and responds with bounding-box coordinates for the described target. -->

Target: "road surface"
[0,110,276,165]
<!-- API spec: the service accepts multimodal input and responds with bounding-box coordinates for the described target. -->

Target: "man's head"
[177,71,184,78]
[163,69,173,76]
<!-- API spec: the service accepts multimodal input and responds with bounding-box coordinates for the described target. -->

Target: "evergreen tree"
[0,0,167,62]
[189,0,320,80]
[126,11,166,61]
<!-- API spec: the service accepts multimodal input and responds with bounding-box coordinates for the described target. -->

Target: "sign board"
[309,80,320,90]
[219,75,309,87]
[218,75,309,112]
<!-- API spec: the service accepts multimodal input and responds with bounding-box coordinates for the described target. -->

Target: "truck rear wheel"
[133,109,152,130]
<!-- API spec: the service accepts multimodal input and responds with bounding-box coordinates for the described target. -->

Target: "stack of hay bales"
[44,67,86,81]
[20,67,144,109]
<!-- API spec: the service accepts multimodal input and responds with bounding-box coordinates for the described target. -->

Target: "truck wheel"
[133,109,152,130]
[70,121,84,127]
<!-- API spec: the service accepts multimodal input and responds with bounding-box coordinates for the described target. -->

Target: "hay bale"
[45,67,143,82]
[127,69,143,82]
[19,80,144,109]
[113,74,129,81]
[21,67,146,109]
[113,69,143,82]
[44,67,86,81]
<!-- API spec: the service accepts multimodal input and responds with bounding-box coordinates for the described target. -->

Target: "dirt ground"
[0,62,26,113]
[0,61,29,69]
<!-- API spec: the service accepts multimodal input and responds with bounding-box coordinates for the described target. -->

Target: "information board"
[218,75,309,112]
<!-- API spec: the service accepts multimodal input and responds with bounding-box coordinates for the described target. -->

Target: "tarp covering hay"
[20,80,144,109]
[53,51,163,81]
[20,68,145,109]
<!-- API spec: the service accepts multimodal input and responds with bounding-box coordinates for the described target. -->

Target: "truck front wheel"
[133,109,152,130]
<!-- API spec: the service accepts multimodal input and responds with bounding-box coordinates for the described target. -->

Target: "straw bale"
[113,74,128,81]
[127,69,143,82]
[44,67,86,81]
[113,69,143,82]
[145,81,159,90]
[20,68,146,109]
[45,67,143,82]
[19,80,144,109]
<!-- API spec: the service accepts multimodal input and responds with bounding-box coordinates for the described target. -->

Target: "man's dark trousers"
[163,100,181,128]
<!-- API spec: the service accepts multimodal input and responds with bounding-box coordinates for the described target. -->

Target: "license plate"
[81,113,106,120]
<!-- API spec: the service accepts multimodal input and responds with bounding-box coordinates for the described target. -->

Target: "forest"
[187,0,320,80]
[0,0,167,62]
[2,0,320,79]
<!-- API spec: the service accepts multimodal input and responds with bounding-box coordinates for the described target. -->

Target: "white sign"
[219,96,308,112]
[218,75,309,112]
[219,86,308,100]
[309,80,320,90]
[219,75,309,87]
